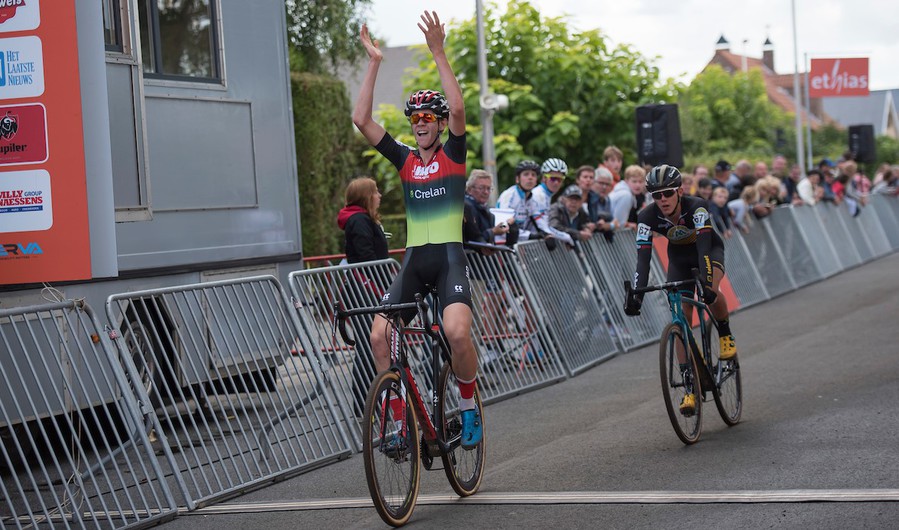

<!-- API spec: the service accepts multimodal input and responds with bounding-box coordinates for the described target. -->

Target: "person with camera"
[463,169,518,249]
[623,165,738,416]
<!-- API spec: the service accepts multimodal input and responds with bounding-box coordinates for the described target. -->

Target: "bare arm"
[418,11,465,136]
[352,24,387,146]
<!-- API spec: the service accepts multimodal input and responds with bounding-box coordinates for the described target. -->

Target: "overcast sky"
[363,0,899,91]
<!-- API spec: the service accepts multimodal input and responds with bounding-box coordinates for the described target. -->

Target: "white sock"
[459,397,476,411]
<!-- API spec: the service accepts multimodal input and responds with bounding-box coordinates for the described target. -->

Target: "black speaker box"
[848,124,876,163]
[635,104,684,168]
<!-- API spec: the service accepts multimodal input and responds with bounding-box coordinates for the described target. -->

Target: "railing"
[0,195,896,527]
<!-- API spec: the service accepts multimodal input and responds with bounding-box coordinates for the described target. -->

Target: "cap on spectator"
[715,160,731,172]
[562,184,583,198]
[818,158,836,168]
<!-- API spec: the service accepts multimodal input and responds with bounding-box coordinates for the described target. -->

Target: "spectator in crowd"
[872,163,892,186]
[872,167,898,195]
[783,163,803,204]
[609,164,647,230]
[758,175,785,206]
[754,161,769,181]
[590,166,616,239]
[575,164,611,232]
[336,176,389,416]
[680,171,696,197]
[771,155,788,179]
[692,164,710,182]
[751,176,781,219]
[497,160,563,243]
[796,169,822,206]
[708,185,734,238]
[712,159,739,196]
[549,184,594,246]
[730,159,754,200]
[818,158,838,203]
[532,157,568,207]
[337,176,389,264]
[728,184,758,233]
[463,169,517,249]
[696,177,714,201]
[840,161,868,216]
[601,145,624,183]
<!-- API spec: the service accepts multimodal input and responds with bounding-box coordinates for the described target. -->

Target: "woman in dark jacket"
[336,176,389,416]
[337,177,388,263]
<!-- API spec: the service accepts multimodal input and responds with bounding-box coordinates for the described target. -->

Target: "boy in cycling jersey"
[352,11,482,448]
[623,165,738,416]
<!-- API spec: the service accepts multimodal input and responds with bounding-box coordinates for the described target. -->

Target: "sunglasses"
[409,112,437,125]
[547,176,564,183]
[651,188,678,200]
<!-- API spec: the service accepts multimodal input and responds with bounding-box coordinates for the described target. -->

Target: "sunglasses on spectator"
[409,112,437,124]
[651,188,678,200]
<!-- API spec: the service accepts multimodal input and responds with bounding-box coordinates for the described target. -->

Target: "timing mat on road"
[182,490,899,514]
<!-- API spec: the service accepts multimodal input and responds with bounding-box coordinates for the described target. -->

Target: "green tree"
[678,65,791,158]
[286,0,372,73]
[363,0,675,191]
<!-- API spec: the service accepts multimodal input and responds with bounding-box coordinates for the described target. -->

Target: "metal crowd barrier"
[869,194,899,250]
[0,300,176,529]
[791,205,842,280]
[513,240,618,375]
[105,276,352,510]
[288,259,402,450]
[719,229,771,308]
[855,201,893,258]
[763,207,821,288]
[579,230,674,352]
[465,248,568,398]
[817,202,864,270]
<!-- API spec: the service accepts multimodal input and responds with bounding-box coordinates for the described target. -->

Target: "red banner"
[808,58,869,97]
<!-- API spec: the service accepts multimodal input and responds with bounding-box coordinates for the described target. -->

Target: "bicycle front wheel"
[659,323,702,444]
[362,370,421,527]
[705,316,743,425]
[438,362,486,496]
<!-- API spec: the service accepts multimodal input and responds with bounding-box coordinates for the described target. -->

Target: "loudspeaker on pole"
[635,103,684,168]
[848,124,876,163]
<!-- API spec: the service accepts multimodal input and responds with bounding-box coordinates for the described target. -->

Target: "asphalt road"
[162,252,899,529]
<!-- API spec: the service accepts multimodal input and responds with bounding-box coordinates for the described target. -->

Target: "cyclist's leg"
[438,244,482,448]
[667,250,697,414]
[708,250,737,359]
[370,249,423,373]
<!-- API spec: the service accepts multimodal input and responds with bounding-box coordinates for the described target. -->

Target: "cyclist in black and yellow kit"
[352,11,482,448]
[624,165,738,415]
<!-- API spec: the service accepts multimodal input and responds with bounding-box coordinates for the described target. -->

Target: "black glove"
[543,236,558,252]
[701,284,718,306]
[623,296,642,316]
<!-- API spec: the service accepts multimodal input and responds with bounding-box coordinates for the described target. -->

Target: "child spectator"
[708,186,733,238]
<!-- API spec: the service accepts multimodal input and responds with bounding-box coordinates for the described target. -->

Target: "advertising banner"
[0,0,91,283]
[808,58,869,98]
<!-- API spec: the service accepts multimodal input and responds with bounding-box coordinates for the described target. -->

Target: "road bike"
[624,275,742,444]
[333,290,485,526]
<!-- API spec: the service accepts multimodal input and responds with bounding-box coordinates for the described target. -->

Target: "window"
[102,0,123,52]
[138,0,220,80]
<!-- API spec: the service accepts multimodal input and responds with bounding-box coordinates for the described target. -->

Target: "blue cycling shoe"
[460,408,483,450]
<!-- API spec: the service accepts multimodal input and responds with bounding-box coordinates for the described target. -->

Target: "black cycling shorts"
[381,243,472,322]
[667,245,725,292]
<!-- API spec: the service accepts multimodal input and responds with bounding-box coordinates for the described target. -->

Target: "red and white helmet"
[404,89,450,119]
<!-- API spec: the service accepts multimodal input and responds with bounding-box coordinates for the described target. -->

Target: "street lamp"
[476,0,508,204]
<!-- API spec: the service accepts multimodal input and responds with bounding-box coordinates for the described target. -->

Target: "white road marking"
[182,489,899,514]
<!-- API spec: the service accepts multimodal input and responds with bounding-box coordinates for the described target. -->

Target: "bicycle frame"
[334,293,456,455]
[665,290,719,392]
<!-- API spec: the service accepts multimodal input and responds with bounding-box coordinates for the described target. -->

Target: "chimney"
[762,36,774,72]
[715,34,730,51]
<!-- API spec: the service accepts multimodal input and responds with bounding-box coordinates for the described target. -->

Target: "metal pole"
[791,0,806,175]
[476,0,498,203]
[803,52,814,169]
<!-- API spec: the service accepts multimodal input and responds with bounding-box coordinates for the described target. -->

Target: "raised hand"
[417,11,446,53]
[360,23,382,61]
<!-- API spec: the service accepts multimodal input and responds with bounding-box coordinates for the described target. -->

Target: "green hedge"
[291,72,368,257]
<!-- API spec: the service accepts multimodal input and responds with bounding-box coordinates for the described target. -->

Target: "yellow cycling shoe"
[719,335,737,360]
[679,393,697,416]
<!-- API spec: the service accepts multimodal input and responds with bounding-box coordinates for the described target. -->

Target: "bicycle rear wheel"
[704,316,743,425]
[438,362,485,496]
[659,323,702,444]
[362,370,421,527]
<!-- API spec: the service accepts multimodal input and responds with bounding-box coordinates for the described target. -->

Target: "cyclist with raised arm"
[352,11,482,449]
[623,165,738,415]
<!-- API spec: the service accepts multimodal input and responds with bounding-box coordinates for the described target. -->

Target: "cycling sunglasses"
[409,112,438,125]
[651,188,678,200]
